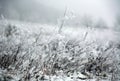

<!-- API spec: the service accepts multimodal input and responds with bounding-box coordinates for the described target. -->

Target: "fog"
[0,0,119,26]
[0,1,120,81]
[40,0,116,25]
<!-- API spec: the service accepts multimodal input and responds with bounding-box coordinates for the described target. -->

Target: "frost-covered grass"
[0,20,120,81]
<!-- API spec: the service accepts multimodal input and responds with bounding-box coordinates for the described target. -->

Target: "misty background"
[0,0,120,27]
[0,1,120,81]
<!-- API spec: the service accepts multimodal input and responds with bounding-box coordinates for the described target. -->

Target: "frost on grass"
[0,20,120,81]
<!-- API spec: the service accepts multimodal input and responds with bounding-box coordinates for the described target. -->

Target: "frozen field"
[0,20,120,81]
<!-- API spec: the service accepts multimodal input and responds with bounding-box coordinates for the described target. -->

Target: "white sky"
[36,0,116,26]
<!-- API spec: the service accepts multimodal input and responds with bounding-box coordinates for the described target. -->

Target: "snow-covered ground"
[1,20,119,42]
[0,20,120,81]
